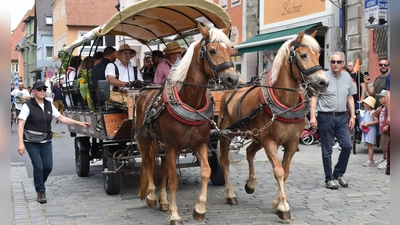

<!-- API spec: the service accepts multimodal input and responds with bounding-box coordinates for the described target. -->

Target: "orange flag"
[354,58,360,74]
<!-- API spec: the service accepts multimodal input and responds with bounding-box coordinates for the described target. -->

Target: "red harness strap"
[259,73,306,123]
[163,85,211,125]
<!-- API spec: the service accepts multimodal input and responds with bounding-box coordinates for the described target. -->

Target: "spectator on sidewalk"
[310,51,356,189]
[52,80,64,124]
[17,81,91,204]
[375,90,389,170]
[11,82,31,123]
[360,96,378,167]
[364,58,390,148]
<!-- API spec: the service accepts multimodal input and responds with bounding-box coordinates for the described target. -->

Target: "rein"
[288,40,324,86]
[200,38,234,81]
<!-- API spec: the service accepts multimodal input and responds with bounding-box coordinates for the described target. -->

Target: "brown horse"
[135,23,238,225]
[217,31,329,220]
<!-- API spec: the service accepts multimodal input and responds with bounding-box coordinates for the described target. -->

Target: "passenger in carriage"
[140,55,155,84]
[77,56,94,78]
[65,56,82,86]
[106,44,144,104]
[153,42,186,84]
[91,46,116,106]
[93,51,104,66]
[140,55,154,74]
[151,50,164,69]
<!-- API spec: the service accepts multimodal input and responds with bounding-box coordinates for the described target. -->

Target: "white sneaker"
[377,160,387,170]
[375,158,386,165]
[363,160,375,167]
[332,142,340,149]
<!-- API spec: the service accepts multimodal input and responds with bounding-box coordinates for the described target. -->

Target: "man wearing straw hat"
[106,44,144,104]
[153,42,186,84]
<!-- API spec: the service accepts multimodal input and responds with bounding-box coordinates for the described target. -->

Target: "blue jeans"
[317,113,352,183]
[25,141,53,192]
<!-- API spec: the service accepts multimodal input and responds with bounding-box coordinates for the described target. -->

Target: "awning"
[235,23,320,54]
[30,68,43,73]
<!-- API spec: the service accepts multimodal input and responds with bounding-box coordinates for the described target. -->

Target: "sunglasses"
[330,60,343,65]
[379,63,389,67]
[36,87,47,92]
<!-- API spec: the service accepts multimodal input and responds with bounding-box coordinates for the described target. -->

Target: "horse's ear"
[308,30,317,38]
[222,24,232,36]
[198,22,210,40]
[294,31,305,45]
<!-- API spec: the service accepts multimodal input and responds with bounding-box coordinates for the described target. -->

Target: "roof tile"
[66,0,118,26]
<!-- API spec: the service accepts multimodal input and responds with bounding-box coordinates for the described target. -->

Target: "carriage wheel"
[300,132,314,145]
[74,137,91,177]
[102,147,121,195]
[209,151,225,186]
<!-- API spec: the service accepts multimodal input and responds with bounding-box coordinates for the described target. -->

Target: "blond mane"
[270,34,321,84]
[169,27,231,89]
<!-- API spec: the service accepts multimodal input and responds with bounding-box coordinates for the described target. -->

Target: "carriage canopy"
[63,0,231,52]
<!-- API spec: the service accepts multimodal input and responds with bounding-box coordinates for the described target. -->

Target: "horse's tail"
[138,139,158,200]
[217,140,246,169]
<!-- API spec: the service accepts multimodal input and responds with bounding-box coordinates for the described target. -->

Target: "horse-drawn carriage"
[61,0,231,195]
[61,0,329,224]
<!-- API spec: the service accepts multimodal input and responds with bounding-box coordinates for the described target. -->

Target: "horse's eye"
[209,48,217,55]
[300,53,307,59]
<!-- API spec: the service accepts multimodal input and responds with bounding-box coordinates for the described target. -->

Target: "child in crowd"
[376,90,390,169]
[361,96,379,167]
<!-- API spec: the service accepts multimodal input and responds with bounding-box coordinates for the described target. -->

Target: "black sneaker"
[325,180,339,189]
[37,191,47,204]
[386,169,390,175]
[336,177,348,187]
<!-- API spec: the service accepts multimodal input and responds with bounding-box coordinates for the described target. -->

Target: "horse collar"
[163,83,214,125]
[260,72,309,123]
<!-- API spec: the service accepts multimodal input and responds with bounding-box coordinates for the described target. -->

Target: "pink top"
[379,105,388,134]
[153,59,172,84]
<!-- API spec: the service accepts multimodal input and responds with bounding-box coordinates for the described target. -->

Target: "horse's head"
[198,23,239,89]
[281,31,329,97]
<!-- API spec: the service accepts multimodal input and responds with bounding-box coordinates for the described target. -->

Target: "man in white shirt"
[11,82,31,121]
[105,44,143,104]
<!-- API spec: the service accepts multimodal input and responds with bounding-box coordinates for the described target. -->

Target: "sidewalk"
[11,143,390,225]
[11,162,47,225]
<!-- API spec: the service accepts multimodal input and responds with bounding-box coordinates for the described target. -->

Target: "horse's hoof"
[146,198,157,208]
[193,209,205,221]
[227,197,238,205]
[170,220,183,225]
[276,210,291,220]
[159,203,169,211]
[245,184,255,194]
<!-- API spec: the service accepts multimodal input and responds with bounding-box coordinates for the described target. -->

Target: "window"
[78,32,116,56]
[219,0,227,9]
[231,0,241,7]
[46,46,53,58]
[45,15,53,25]
[61,1,66,17]
[231,54,242,74]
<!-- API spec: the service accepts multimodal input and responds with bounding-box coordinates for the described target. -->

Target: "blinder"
[288,40,324,79]
[200,38,234,80]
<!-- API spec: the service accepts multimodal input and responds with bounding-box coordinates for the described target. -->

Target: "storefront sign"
[263,0,325,25]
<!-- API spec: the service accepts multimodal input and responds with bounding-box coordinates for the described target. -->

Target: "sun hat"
[163,42,186,54]
[375,89,386,97]
[152,50,164,58]
[117,44,136,55]
[362,96,376,108]
[32,81,47,90]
